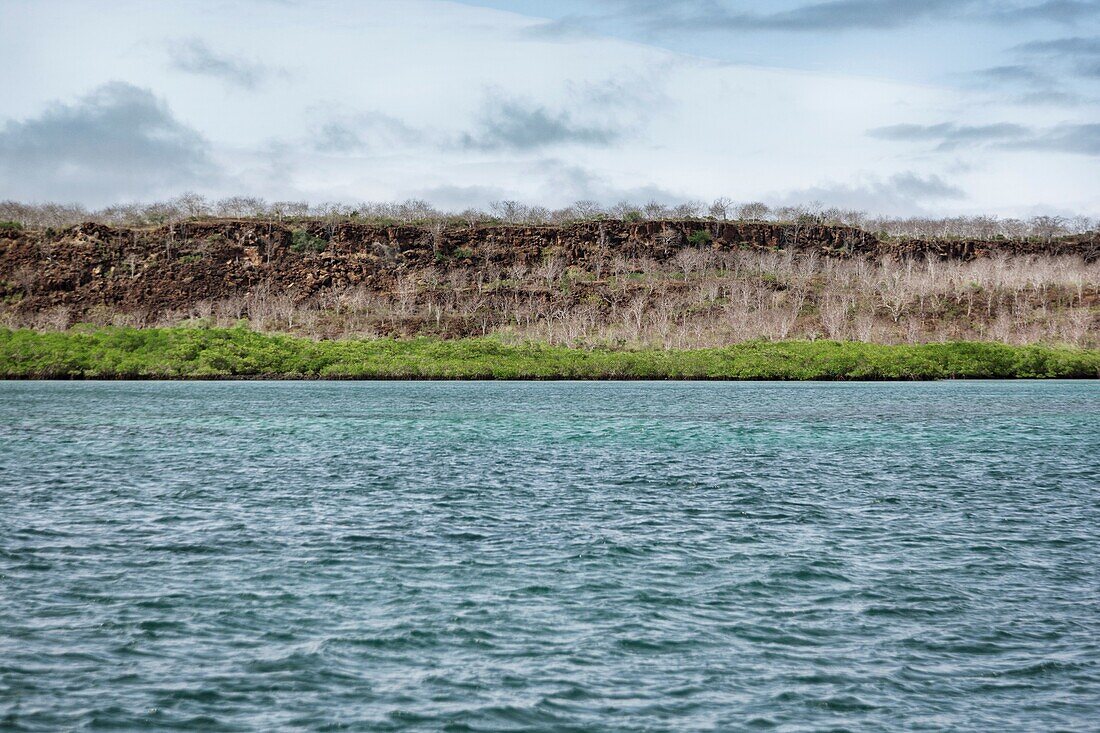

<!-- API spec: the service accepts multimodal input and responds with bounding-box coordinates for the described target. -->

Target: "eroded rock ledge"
[2,219,1097,316]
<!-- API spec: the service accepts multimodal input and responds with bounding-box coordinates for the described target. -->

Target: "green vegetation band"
[1,327,1098,380]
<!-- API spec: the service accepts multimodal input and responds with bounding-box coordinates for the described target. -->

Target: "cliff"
[3,219,1097,318]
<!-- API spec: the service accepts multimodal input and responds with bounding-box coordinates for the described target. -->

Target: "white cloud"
[0,82,217,203]
[167,38,280,90]
[0,0,1095,216]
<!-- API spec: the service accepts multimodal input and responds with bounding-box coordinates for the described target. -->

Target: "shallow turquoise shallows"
[2,381,1098,731]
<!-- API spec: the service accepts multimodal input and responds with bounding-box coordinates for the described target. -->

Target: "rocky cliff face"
[2,219,1097,317]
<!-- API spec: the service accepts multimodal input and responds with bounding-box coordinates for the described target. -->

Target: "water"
[1,381,1098,732]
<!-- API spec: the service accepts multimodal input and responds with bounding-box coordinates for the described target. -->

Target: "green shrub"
[0,221,23,231]
[290,229,328,253]
[1,328,1097,380]
[687,229,713,246]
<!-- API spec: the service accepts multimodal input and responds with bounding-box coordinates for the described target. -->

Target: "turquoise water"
[1,382,1098,732]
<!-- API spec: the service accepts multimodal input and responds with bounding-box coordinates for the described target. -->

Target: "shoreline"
[3,376,1097,382]
[2,327,1098,381]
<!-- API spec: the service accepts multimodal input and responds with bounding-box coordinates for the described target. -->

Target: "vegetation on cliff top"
[2,196,1095,242]
[1,327,1097,380]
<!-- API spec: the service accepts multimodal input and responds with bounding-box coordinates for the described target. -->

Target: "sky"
[0,0,1097,217]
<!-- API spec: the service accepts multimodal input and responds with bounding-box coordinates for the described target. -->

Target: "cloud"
[534,0,1100,35]
[1002,123,1100,154]
[974,64,1052,85]
[775,172,965,215]
[456,76,664,152]
[965,64,1088,105]
[995,1,1100,23]
[168,38,278,90]
[521,17,602,41]
[408,184,512,210]
[887,171,966,199]
[315,121,362,153]
[566,74,668,110]
[710,0,955,31]
[459,94,622,151]
[529,159,684,205]
[552,0,957,33]
[0,82,217,203]
[869,121,1100,155]
[312,111,423,153]
[1015,89,1090,104]
[404,160,684,210]
[1014,35,1100,77]
[870,122,1031,150]
[964,35,1100,105]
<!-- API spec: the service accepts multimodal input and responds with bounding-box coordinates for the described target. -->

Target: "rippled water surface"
[2,381,1099,731]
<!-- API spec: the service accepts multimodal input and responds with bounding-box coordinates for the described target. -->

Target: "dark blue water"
[1,382,1098,731]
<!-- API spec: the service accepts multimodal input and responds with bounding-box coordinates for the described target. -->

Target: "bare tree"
[737,201,770,221]
[490,200,525,224]
[708,197,734,220]
[572,200,605,220]
[672,201,703,219]
[1030,215,1067,243]
[655,228,680,257]
[175,192,210,218]
[459,208,485,228]
[216,196,267,218]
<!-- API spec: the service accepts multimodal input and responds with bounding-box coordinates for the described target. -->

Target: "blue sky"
[0,0,1097,216]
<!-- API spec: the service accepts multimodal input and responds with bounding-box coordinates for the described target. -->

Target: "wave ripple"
[2,381,1098,731]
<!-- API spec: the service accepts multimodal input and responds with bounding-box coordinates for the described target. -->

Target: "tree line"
[1,195,1094,242]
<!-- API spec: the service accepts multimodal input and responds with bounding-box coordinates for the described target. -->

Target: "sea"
[2,381,1098,731]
